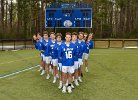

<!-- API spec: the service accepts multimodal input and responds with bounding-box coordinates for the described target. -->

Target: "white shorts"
[44,56,51,64]
[83,53,89,60]
[52,59,58,66]
[73,61,79,70]
[58,63,62,71]
[62,66,74,74]
[78,58,83,66]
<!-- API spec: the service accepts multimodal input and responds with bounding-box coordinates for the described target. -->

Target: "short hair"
[37,32,42,36]
[43,31,48,35]
[66,32,71,36]
[56,33,62,37]
[84,32,88,36]
[50,32,55,35]
[72,32,77,36]
[78,32,84,37]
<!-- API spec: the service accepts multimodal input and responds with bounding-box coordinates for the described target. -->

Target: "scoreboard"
[45,3,92,28]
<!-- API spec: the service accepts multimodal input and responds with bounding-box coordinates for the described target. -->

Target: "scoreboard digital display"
[45,3,92,28]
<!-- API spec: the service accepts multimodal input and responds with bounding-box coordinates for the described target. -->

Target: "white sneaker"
[74,80,79,86]
[53,77,56,83]
[67,86,72,93]
[78,77,82,82]
[85,67,88,72]
[58,81,62,89]
[38,67,43,72]
[62,86,66,93]
[71,83,74,89]
[40,70,45,76]
[46,74,50,79]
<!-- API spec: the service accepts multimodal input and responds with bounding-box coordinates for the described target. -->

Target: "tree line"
[0,0,138,39]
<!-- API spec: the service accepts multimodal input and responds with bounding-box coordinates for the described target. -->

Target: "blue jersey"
[35,40,45,54]
[84,42,90,54]
[42,39,51,56]
[56,41,64,63]
[88,40,94,49]
[49,40,58,59]
[71,41,80,61]
[58,42,77,66]
[78,40,86,59]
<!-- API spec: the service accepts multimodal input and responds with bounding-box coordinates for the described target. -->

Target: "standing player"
[78,32,86,82]
[58,32,76,93]
[84,33,94,72]
[71,32,80,86]
[33,33,45,75]
[42,31,51,79]
[49,32,58,83]
[56,33,63,89]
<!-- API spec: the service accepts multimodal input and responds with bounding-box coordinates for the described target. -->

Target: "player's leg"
[85,54,89,72]
[67,66,74,93]
[45,56,51,79]
[74,61,79,86]
[40,54,46,75]
[52,59,58,83]
[58,63,62,89]
[61,66,67,93]
[78,58,83,82]
[38,53,43,71]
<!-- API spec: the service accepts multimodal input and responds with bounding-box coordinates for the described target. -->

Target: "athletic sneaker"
[85,67,88,72]
[62,86,66,93]
[53,77,56,83]
[46,74,50,79]
[40,70,45,76]
[58,81,62,89]
[67,86,72,93]
[78,77,82,82]
[74,80,79,86]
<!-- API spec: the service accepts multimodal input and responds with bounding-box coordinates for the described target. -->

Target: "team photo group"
[33,31,94,93]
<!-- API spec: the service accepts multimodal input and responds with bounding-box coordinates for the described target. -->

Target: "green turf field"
[0,49,138,100]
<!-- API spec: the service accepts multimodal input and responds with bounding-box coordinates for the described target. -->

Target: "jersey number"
[65,51,72,59]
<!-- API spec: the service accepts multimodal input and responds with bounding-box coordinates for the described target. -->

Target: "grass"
[0,49,138,100]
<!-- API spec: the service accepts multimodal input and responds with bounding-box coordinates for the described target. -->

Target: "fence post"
[94,39,95,49]
[137,40,138,49]
[108,39,110,48]
[24,39,26,49]
[14,40,15,50]
[122,39,124,48]
[2,40,4,51]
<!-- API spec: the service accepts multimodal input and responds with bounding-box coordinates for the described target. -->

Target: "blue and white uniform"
[78,40,86,66]
[56,41,64,71]
[49,40,58,66]
[71,41,80,70]
[34,39,45,61]
[58,42,77,73]
[42,39,51,64]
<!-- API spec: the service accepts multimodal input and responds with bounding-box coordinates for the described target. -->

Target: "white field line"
[0,56,39,65]
[0,65,40,79]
